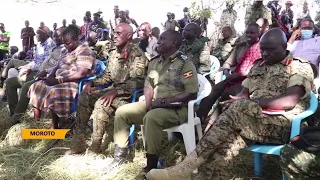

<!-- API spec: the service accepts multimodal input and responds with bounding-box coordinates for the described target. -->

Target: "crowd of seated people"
[0,2,319,179]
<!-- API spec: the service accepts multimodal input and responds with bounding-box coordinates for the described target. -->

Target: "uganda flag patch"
[183,71,193,79]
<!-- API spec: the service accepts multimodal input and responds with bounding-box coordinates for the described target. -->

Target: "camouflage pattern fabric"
[164,19,180,31]
[220,9,237,35]
[280,144,320,180]
[193,53,314,179]
[179,38,211,75]
[94,40,112,60]
[245,5,272,25]
[211,37,238,65]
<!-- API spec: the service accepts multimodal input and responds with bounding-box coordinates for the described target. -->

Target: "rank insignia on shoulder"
[183,71,193,79]
[136,62,145,68]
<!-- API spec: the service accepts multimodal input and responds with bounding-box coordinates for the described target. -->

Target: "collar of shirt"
[159,50,180,63]
[258,51,294,66]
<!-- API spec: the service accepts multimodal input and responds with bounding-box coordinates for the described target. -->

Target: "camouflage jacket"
[220,9,237,27]
[179,37,211,75]
[94,40,112,60]
[245,5,272,25]
[92,43,148,100]
[212,37,239,64]
[242,53,314,123]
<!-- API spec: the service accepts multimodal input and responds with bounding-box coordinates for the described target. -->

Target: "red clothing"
[226,42,261,89]
[80,22,92,41]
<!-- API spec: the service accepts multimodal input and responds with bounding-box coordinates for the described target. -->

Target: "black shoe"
[143,153,159,173]
[106,145,128,172]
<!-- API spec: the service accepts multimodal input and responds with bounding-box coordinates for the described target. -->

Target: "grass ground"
[0,101,283,180]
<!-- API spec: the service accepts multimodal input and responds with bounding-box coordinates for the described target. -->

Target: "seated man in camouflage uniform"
[66,23,148,155]
[109,30,198,173]
[147,29,314,180]
[211,26,238,65]
[245,0,272,25]
[179,23,210,75]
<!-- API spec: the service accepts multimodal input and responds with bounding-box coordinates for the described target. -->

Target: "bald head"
[87,31,98,46]
[183,22,201,39]
[138,22,152,40]
[260,28,288,65]
[114,23,134,47]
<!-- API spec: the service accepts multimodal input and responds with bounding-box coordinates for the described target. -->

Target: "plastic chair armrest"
[188,95,206,124]
[132,89,143,103]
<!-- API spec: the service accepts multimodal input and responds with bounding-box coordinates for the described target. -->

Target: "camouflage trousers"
[280,144,320,180]
[76,89,128,145]
[195,99,291,179]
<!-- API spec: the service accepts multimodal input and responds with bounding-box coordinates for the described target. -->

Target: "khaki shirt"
[145,51,199,99]
[92,43,147,100]
[212,37,238,64]
[164,19,180,31]
[38,44,65,72]
[242,53,314,123]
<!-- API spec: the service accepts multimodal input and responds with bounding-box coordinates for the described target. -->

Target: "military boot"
[146,151,205,180]
[106,145,128,172]
[143,153,159,173]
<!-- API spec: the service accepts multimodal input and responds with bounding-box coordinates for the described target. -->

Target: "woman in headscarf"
[28,25,96,129]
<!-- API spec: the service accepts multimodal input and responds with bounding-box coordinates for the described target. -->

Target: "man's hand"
[220,95,247,110]
[18,68,31,76]
[289,29,301,43]
[44,76,59,86]
[82,82,93,95]
[35,70,47,80]
[225,73,242,82]
[99,89,118,106]
[223,69,231,77]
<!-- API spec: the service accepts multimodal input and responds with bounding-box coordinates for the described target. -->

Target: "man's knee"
[115,104,130,121]
[78,93,90,106]
[144,110,161,127]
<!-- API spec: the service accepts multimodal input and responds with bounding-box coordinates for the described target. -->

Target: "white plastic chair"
[140,74,212,156]
[203,55,220,79]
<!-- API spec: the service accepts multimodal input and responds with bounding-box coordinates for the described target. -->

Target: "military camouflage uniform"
[280,144,320,179]
[164,19,180,31]
[245,4,272,25]
[195,53,314,179]
[179,37,211,75]
[94,40,112,60]
[220,9,237,35]
[211,37,238,65]
[74,43,147,153]
[114,51,199,156]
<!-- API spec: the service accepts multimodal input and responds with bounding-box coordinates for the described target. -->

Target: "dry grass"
[0,101,282,180]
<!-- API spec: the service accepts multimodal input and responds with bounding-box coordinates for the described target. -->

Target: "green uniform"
[280,144,320,179]
[193,53,314,179]
[113,51,199,156]
[211,37,238,65]
[179,37,211,75]
[245,4,272,25]
[75,43,147,153]
[94,40,112,60]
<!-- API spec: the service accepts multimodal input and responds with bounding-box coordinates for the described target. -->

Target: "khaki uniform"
[194,53,314,179]
[212,37,238,65]
[164,19,180,31]
[179,37,211,75]
[245,5,272,25]
[94,40,112,60]
[75,43,147,151]
[114,51,199,156]
[280,144,320,179]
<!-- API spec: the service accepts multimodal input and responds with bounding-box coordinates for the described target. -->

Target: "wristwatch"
[250,99,260,104]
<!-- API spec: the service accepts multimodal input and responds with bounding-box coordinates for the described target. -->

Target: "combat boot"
[106,145,128,172]
[65,133,87,155]
[86,135,103,155]
[143,153,159,173]
[146,151,205,180]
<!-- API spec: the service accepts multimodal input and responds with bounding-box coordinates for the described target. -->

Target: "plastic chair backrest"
[209,55,220,75]
[95,60,106,76]
[290,91,318,139]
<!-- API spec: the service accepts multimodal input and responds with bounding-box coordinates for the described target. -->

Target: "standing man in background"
[21,20,35,52]
[0,23,10,60]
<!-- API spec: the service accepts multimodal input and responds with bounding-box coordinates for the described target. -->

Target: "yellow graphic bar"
[21,129,70,139]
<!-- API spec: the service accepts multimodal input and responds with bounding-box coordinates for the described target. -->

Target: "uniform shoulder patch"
[183,70,193,79]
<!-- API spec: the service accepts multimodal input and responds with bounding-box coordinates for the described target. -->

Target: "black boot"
[106,145,128,172]
[143,153,159,173]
